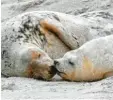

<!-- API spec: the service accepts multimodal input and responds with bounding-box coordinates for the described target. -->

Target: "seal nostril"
[54,60,59,66]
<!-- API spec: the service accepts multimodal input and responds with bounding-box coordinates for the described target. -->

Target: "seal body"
[54,35,113,81]
[2,11,112,80]
[1,11,91,80]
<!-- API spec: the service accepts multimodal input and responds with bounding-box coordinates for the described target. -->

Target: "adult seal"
[1,11,90,80]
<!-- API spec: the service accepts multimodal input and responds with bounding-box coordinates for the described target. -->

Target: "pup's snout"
[54,60,59,66]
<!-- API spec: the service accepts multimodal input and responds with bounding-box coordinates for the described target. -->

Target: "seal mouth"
[57,70,65,75]
[52,65,66,76]
[57,71,67,78]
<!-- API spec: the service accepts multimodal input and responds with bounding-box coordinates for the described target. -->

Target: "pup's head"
[53,51,78,81]
[20,47,57,80]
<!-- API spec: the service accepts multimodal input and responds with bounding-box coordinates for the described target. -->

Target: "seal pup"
[54,35,113,81]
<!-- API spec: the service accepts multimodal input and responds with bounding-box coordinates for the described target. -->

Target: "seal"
[1,11,90,80]
[54,35,113,81]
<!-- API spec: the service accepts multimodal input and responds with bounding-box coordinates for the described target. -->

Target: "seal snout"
[53,60,60,72]
[52,60,63,75]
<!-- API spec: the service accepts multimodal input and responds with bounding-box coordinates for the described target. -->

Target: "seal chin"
[33,72,55,81]
[38,65,57,80]
[35,76,45,80]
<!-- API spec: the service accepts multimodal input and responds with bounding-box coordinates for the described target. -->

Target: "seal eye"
[68,60,74,66]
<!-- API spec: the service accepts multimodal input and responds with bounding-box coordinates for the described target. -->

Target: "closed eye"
[68,60,74,66]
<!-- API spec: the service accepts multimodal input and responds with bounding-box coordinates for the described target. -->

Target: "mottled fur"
[2,11,89,79]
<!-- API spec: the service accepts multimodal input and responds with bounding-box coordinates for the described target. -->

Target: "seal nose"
[54,60,59,66]
[50,65,57,74]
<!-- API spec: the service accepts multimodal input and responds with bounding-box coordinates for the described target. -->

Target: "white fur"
[1,11,113,79]
[55,35,113,81]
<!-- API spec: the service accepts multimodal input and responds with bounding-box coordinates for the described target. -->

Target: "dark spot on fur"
[27,18,31,23]
[18,16,47,44]
[13,29,15,31]
[104,31,112,35]
[21,16,33,32]
[2,50,7,59]
[18,27,29,42]
[91,26,102,30]
[18,27,25,33]
[23,23,30,30]
[72,35,80,47]
[35,24,39,31]
[4,60,11,68]
[53,15,60,22]
[1,73,9,78]
[17,35,23,39]
[23,39,29,42]
[95,12,113,20]
[4,36,8,41]
[11,23,14,25]
[10,35,16,42]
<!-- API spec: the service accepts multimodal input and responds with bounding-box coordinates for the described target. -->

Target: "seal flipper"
[39,19,79,49]
[104,71,113,78]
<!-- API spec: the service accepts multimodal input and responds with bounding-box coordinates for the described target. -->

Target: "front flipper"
[39,19,79,49]
[104,71,113,78]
